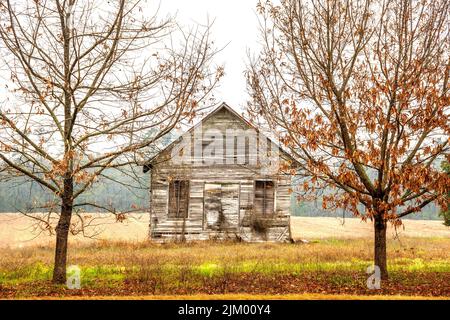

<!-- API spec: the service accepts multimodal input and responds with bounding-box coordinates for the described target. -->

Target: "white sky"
[0,1,261,110]
[156,0,260,111]
[0,1,261,115]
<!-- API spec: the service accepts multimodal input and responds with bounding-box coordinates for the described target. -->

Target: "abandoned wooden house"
[143,103,297,242]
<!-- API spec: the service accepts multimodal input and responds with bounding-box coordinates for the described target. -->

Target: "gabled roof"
[143,102,298,173]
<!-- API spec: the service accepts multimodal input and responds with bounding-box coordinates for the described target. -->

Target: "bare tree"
[247,0,449,279]
[0,0,222,283]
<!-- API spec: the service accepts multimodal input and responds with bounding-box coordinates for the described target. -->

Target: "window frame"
[253,179,276,217]
[167,179,190,219]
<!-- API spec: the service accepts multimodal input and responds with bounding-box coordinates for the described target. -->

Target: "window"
[254,180,275,216]
[168,180,189,218]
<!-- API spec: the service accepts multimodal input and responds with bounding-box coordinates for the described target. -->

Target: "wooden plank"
[204,183,222,229]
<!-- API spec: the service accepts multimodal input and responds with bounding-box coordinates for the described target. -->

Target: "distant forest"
[0,170,442,220]
[0,168,149,214]
[290,196,442,220]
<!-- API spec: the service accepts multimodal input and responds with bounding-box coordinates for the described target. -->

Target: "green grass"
[0,239,448,297]
[0,262,52,284]
[1,257,448,286]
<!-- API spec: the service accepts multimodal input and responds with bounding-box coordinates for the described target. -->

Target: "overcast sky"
[0,1,261,112]
[157,0,260,111]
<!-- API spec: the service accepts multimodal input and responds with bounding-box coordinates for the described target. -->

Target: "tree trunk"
[52,177,73,284]
[374,215,388,280]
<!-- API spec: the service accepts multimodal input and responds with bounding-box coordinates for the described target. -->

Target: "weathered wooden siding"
[204,182,240,230]
[148,105,293,242]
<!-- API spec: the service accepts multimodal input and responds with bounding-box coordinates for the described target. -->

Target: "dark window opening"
[168,180,189,218]
[254,180,275,216]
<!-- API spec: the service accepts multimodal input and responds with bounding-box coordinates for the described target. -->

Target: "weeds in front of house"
[0,238,449,297]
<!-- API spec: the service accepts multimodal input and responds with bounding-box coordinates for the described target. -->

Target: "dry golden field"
[0,236,449,298]
[0,213,448,298]
[290,216,450,239]
[0,213,448,248]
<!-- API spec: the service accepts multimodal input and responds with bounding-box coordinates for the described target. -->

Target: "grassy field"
[0,214,448,299]
[0,213,448,247]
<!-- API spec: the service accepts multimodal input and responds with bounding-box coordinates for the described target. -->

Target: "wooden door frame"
[202,181,241,231]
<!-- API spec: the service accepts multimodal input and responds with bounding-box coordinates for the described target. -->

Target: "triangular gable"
[143,102,298,172]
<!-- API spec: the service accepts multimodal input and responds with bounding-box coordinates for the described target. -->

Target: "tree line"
[0,172,442,221]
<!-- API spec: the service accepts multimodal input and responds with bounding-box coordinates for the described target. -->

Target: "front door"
[204,182,240,230]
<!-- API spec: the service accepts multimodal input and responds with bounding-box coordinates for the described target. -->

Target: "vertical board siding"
[204,183,240,231]
[204,183,222,229]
